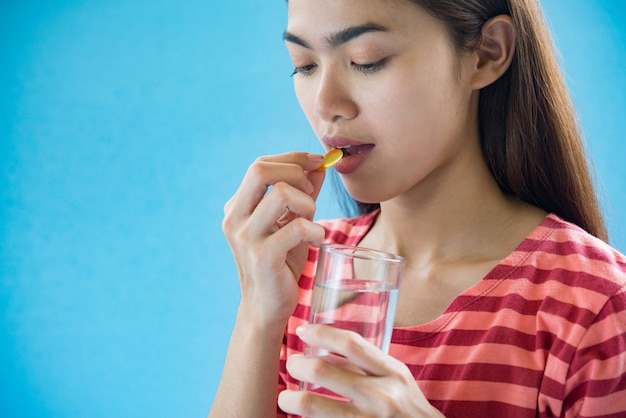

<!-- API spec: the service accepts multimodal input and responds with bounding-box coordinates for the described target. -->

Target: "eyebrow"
[283,23,389,49]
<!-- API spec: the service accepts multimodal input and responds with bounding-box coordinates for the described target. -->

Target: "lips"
[322,137,375,175]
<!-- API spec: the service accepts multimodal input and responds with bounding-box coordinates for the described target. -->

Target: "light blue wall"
[1,1,624,416]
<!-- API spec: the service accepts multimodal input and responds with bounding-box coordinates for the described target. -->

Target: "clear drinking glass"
[299,244,406,398]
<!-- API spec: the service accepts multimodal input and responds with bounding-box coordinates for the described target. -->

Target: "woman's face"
[285,0,482,205]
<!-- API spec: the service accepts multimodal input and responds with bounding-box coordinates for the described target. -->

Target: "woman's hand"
[278,325,446,418]
[222,152,326,328]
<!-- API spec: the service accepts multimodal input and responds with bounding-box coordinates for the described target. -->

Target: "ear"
[470,15,516,90]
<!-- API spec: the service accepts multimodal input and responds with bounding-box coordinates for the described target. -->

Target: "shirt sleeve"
[563,285,626,417]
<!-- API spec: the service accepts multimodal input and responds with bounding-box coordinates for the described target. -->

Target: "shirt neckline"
[347,210,558,335]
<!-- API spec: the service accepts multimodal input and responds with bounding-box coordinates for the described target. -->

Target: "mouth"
[335,144,374,157]
[322,137,375,174]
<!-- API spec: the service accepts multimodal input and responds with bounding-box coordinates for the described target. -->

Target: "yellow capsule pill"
[315,148,344,172]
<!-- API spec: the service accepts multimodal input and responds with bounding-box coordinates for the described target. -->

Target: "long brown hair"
[349,0,608,241]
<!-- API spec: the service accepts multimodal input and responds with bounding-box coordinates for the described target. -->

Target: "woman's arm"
[208,309,286,418]
[208,152,326,417]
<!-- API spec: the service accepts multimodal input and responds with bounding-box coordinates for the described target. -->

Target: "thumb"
[306,169,326,201]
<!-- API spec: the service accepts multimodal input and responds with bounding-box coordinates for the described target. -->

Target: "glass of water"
[299,244,406,398]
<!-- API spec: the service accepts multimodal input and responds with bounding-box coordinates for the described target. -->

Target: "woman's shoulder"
[522,213,626,293]
[537,214,625,266]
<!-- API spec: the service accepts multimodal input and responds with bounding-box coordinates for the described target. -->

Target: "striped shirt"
[278,212,626,417]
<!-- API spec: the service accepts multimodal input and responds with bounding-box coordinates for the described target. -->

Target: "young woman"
[209,0,626,416]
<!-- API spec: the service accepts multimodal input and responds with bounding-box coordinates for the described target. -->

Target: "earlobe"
[471,15,516,90]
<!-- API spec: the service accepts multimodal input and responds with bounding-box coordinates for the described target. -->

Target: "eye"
[291,63,317,77]
[352,58,387,74]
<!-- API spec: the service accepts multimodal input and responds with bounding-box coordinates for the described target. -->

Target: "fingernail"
[295,325,310,339]
[307,153,324,164]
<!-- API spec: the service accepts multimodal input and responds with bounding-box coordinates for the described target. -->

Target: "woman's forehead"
[286,0,428,41]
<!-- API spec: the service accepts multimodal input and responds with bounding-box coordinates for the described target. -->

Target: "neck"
[364,157,545,268]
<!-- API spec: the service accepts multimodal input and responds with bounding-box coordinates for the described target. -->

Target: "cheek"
[363,82,433,140]
[294,81,315,113]
[370,71,462,137]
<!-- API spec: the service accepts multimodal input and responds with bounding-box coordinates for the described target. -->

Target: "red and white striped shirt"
[278,212,626,417]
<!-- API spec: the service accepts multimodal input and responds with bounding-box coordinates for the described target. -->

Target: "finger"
[286,354,367,400]
[258,151,324,172]
[223,195,235,215]
[230,154,322,220]
[267,216,326,253]
[278,389,360,418]
[297,324,398,376]
[249,181,317,236]
[235,162,312,217]
[306,169,326,201]
[275,208,297,229]
[222,167,312,243]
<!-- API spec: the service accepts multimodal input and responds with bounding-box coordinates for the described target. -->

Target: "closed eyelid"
[352,58,388,74]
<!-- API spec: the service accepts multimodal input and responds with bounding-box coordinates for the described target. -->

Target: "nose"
[313,69,358,122]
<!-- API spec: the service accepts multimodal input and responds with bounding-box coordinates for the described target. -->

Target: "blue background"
[1,1,624,416]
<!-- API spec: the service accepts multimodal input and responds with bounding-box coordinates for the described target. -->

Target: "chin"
[345,189,390,206]
[342,176,400,204]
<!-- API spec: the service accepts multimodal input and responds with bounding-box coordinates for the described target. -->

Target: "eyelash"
[352,59,387,74]
[291,64,316,77]
[291,59,388,77]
